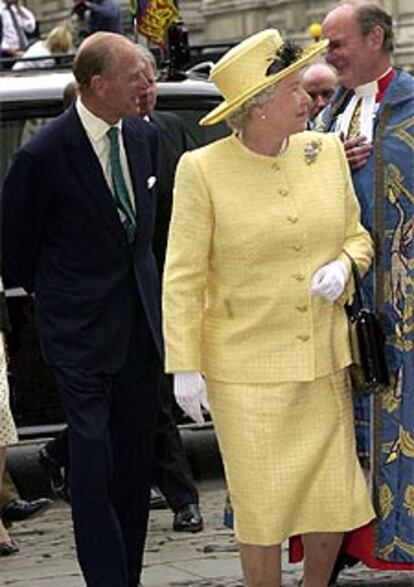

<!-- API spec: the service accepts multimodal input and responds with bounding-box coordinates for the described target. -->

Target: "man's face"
[302,65,337,119]
[98,44,149,121]
[138,62,158,117]
[322,5,377,89]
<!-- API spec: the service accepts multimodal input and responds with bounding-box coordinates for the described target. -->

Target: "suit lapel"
[64,107,129,250]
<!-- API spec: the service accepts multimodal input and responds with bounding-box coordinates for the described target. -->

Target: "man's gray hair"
[135,44,158,73]
[73,32,132,91]
[342,0,394,52]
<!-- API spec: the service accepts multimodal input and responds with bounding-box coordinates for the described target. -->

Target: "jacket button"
[292,243,302,252]
[279,188,289,197]
[297,334,310,342]
[293,273,305,281]
[296,305,308,313]
[287,215,298,223]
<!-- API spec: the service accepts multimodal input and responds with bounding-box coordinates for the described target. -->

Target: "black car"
[0,68,229,439]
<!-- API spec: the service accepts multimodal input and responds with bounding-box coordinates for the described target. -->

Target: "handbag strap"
[342,251,367,312]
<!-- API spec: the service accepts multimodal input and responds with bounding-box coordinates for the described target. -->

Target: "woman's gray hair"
[225,83,278,131]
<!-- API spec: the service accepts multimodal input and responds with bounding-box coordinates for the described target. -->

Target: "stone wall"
[26,0,73,30]
[184,0,414,70]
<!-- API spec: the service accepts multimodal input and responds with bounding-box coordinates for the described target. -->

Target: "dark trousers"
[47,373,199,515]
[52,324,161,587]
[153,374,198,512]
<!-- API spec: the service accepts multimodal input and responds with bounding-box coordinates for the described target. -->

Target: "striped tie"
[7,6,28,50]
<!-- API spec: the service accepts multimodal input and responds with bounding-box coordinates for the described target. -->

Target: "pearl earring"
[260,113,266,120]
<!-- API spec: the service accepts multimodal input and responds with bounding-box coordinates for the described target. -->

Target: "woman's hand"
[173,371,210,425]
[309,260,349,302]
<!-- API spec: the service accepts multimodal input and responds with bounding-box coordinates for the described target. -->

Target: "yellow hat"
[200,29,328,126]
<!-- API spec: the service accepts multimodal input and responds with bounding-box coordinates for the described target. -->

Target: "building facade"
[25,0,414,69]
[181,0,414,69]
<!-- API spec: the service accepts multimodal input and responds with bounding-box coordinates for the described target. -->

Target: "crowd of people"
[0,0,124,69]
[0,1,413,586]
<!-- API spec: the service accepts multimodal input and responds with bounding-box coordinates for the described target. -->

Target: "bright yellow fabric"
[207,370,375,545]
[163,131,373,383]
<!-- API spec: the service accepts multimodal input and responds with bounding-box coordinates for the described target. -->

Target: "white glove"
[309,260,349,302]
[173,371,210,425]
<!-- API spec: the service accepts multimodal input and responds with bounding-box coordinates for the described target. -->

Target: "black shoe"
[0,540,19,556]
[1,498,52,526]
[38,447,70,503]
[173,503,203,533]
[150,486,168,510]
[328,553,359,585]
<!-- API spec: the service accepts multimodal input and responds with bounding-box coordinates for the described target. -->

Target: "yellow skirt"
[207,369,375,545]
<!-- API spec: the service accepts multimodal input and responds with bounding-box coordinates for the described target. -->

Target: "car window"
[0,104,229,182]
[1,115,56,180]
[164,108,229,146]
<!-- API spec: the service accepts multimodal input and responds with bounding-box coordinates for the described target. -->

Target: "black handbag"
[344,255,389,394]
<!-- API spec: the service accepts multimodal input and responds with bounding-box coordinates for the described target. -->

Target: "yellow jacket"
[163,131,373,383]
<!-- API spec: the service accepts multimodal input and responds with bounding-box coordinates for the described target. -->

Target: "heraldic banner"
[130,0,179,46]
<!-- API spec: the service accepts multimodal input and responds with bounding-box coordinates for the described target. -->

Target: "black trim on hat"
[265,41,303,76]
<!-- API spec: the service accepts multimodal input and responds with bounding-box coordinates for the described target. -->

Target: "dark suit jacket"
[150,111,194,272]
[2,106,162,373]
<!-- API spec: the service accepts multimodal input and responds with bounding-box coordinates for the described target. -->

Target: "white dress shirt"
[0,2,36,51]
[76,98,136,216]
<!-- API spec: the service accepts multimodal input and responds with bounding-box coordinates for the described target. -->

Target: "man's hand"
[173,371,210,425]
[340,133,373,171]
[2,48,23,57]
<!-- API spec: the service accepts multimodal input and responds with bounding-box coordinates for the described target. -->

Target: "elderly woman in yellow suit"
[163,29,375,587]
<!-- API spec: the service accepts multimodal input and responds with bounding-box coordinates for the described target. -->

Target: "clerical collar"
[354,80,377,98]
[352,67,394,103]
[376,67,394,102]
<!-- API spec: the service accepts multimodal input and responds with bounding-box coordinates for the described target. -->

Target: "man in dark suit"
[136,45,203,533]
[2,32,161,587]
[72,0,123,34]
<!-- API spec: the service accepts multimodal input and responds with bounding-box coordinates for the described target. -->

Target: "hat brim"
[200,39,329,126]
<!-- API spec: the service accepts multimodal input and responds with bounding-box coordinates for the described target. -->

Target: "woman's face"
[259,70,311,136]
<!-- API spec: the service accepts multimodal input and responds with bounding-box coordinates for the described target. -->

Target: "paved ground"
[0,478,413,586]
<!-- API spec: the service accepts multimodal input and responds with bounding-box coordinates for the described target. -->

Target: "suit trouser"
[52,328,161,587]
[153,374,198,512]
[44,376,198,515]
